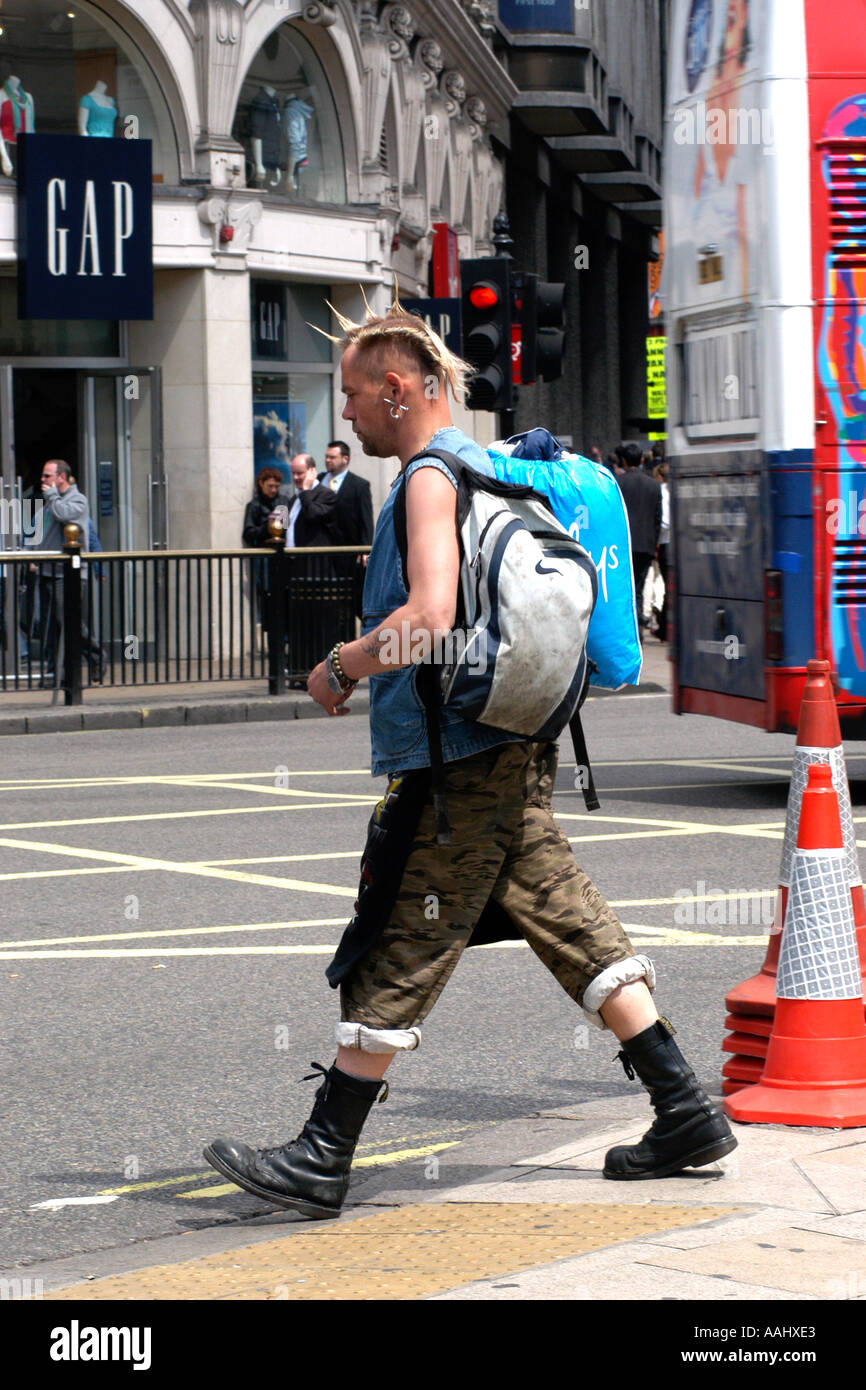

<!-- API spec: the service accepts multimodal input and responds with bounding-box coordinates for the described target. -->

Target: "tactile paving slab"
[47,1202,740,1301]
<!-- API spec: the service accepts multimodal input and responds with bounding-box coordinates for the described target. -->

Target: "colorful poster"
[253,400,306,484]
[667,0,766,308]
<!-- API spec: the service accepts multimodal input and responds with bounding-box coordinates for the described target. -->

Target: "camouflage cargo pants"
[340,739,636,1030]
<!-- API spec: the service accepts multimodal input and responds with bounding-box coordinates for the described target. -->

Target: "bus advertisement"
[665,0,866,733]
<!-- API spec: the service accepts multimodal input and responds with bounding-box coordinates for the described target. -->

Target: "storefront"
[0,0,176,549]
[0,0,512,554]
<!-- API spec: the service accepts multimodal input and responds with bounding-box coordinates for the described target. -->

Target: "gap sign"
[17,134,153,320]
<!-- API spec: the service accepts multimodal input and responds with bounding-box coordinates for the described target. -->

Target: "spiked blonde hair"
[318,293,473,403]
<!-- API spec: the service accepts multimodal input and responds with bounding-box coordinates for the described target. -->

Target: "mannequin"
[249,84,282,188]
[0,75,35,172]
[283,88,314,192]
[78,80,118,138]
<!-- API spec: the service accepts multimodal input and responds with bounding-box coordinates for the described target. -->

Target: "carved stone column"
[189,0,246,187]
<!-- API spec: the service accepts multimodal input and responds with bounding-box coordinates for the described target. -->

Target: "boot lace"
[614,1049,636,1081]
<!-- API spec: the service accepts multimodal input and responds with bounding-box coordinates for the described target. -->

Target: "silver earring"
[383,397,409,419]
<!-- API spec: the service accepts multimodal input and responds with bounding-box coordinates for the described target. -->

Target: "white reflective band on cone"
[777,848,862,1000]
[582,954,656,1030]
[780,746,862,889]
[335,1022,422,1053]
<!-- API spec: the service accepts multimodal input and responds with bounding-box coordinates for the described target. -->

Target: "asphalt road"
[2,685,864,1272]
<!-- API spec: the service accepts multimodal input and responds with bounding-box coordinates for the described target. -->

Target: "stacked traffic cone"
[722,660,866,1095]
[725,762,866,1126]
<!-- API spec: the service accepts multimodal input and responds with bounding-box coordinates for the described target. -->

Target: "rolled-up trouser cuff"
[335,1022,421,1054]
[581,955,656,1030]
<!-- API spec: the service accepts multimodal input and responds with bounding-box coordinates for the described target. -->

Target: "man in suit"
[320,440,373,615]
[617,441,661,641]
[285,453,337,549]
[283,453,339,677]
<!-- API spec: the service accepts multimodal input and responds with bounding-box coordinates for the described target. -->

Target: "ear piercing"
[383,397,409,419]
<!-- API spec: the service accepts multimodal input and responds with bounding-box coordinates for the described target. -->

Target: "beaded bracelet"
[329,641,356,692]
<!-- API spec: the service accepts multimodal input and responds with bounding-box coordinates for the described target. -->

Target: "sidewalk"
[0,638,671,737]
[23,1093,866,1301]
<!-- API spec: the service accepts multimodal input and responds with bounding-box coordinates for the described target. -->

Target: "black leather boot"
[603,1018,737,1180]
[203,1063,387,1219]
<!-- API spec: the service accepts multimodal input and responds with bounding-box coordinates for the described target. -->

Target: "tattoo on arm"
[361,633,384,661]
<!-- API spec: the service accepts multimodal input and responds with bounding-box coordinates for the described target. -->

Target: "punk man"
[204,305,736,1217]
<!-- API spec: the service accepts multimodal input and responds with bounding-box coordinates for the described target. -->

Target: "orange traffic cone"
[726,660,866,1021]
[725,763,866,1127]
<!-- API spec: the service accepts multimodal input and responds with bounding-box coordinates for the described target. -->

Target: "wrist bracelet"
[328,642,356,693]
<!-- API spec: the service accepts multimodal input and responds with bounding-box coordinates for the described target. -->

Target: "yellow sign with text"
[646,336,666,421]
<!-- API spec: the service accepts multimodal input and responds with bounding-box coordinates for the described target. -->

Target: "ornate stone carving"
[190,0,246,165]
[441,69,466,119]
[381,3,415,59]
[303,2,339,25]
[357,0,380,35]
[465,96,488,137]
[416,38,444,91]
[197,194,263,252]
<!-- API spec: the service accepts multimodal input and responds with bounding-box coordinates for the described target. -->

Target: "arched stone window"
[0,0,178,182]
[233,21,346,205]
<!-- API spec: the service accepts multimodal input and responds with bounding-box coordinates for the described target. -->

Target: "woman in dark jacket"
[243,467,284,547]
[243,467,285,635]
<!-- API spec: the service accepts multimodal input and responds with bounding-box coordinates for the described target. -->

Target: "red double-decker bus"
[666,0,866,732]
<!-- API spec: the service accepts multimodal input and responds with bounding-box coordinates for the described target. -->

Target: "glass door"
[81,366,165,551]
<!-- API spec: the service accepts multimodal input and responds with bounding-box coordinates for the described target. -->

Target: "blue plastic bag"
[489,431,642,689]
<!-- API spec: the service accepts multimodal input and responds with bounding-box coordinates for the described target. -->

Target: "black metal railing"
[0,530,369,703]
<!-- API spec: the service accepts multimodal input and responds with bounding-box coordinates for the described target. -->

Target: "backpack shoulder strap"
[392,447,468,847]
[394,448,467,586]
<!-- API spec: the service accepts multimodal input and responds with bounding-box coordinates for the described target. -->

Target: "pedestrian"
[242,467,285,632]
[242,467,285,548]
[617,441,662,641]
[284,453,339,679]
[284,453,337,551]
[319,439,373,614]
[654,460,670,641]
[203,304,735,1218]
[26,460,105,686]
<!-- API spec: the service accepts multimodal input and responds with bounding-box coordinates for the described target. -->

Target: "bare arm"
[307,465,459,711]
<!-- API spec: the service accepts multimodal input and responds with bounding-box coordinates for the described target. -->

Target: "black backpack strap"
[569,708,600,813]
[394,449,467,847]
[570,656,600,812]
[416,663,451,845]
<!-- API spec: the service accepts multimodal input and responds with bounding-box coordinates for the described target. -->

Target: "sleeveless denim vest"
[362,426,524,777]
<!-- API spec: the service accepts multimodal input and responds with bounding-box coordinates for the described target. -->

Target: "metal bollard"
[61,523,83,706]
[265,515,288,696]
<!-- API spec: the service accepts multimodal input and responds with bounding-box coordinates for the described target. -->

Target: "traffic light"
[520,273,567,383]
[459,257,513,412]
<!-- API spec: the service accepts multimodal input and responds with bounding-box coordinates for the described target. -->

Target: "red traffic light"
[469,282,500,310]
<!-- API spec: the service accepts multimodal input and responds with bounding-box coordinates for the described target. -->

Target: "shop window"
[0,0,178,183]
[233,23,346,205]
[0,278,118,356]
[251,283,335,486]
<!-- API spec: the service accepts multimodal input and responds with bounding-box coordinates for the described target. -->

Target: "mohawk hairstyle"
[315,291,473,403]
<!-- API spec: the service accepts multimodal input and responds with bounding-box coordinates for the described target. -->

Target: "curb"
[0,694,372,737]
